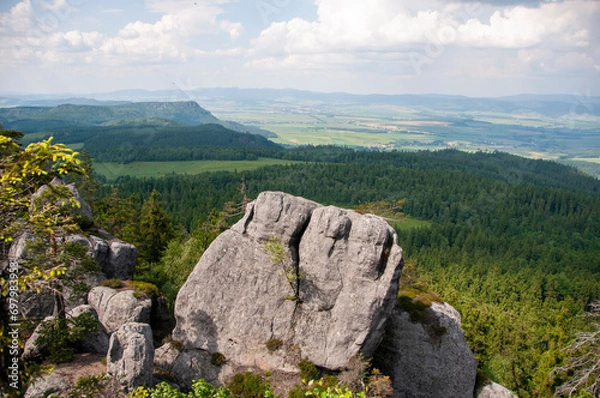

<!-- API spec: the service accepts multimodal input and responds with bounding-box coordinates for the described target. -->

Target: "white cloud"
[247,0,599,81]
[456,2,592,48]
[0,0,34,34]
[0,0,244,67]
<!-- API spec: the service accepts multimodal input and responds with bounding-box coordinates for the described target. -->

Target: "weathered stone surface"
[296,206,403,369]
[373,302,478,398]
[23,316,55,361]
[477,382,519,398]
[107,322,154,392]
[30,177,94,225]
[155,342,221,387]
[6,231,35,261]
[18,290,56,321]
[89,235,110,267]
[105,240,137,280]
[88,287,152,334]
[24,371,70,398]
[172,191,404,384]
[67,305,110,355]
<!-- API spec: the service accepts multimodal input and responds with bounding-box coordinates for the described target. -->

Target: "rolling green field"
[209,100,600,177]
[94,158,304,182]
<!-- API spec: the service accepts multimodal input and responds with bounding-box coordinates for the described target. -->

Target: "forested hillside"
[97,148,600,397]
[0,101,276,139]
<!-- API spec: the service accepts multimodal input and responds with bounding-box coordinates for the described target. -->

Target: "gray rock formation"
[68,305,110,355]
[154,342,221,388]
[172,191,404,384]
[373,301,478,398]
[18,290,56,321]
[23,316,55,361]
[477,382,519,398]
[88,287,152,334]
[6,231,35,261]
[24,371,70,398]
[29,177,94,226]
[105,239,137,280]
[66,233,136,280]
[107,322,154,392]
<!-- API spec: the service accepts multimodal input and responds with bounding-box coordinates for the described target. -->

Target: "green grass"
[94,158,304,182]
[392,217,432,231]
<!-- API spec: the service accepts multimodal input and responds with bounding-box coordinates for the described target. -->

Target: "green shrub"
[66,374,110,398]
[102,279,124,289]
[266,338,283,352]
[211,352,226,366]
[289,376,339,398]
[127,280,161,299]
[298,359,320,382]
[35,313,98,364]
[396,287,442,322]
[129,379,234,398]
[228,372,276,398]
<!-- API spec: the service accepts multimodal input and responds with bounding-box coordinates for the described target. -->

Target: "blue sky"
[0,0,598,97]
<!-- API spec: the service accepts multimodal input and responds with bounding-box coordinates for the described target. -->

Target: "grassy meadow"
[94,158,304,182]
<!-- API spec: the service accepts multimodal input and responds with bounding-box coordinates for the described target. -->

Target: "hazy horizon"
[1,0,599,98]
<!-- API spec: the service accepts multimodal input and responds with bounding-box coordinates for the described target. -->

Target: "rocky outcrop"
[6,231,35,262]
[18,290,56,321]
[30,177,94,226]
[23,316,56,361]
[477,382,519,398]
[105,240,137,280]
[68,305,110,355]
[373,301,478,398]
[107,322,154,393]
[155,342,221,388]
[172,191,404,385]
[66,233,137,281]
[24,371,70,398]
[88,287,152,334]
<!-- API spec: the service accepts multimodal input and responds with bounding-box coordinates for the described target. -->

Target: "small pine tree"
[137,190,175,264]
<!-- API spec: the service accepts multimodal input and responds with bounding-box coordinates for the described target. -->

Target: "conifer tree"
[137,190,174,264]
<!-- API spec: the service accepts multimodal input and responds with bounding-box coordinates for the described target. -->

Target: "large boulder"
[67,305,110,355]
[477,382,518,398]
[23,316,56,361]
[107,322,154,393]
[24,371,70,398]
[172,191,404,385]
[88,287,152,334]
[154,342,220,388]
[373,301,478,398]
[18,290,56,321]
[105,240,137,280]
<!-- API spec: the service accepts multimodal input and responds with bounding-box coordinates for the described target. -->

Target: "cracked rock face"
[373,302,478,398]
[172,191,404,384]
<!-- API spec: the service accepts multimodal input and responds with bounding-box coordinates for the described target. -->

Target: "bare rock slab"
[373,302,478,398]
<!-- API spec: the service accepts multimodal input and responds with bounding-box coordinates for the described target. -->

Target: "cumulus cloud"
[247,0,599,81]
[0,0,243,66]
[456,2,591,48]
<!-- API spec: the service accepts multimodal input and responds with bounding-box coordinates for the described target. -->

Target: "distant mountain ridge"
[2,89,599,117]
[0,101,276,138]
